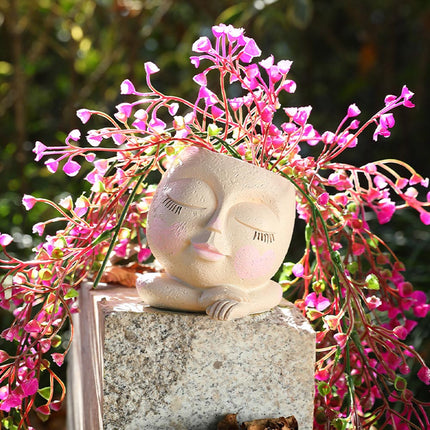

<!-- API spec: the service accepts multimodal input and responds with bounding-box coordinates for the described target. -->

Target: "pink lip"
[192,242,225,262]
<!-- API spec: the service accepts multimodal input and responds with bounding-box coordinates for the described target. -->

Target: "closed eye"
[235,217,275,243]
[163,196,183,215]
[253,231,275,243]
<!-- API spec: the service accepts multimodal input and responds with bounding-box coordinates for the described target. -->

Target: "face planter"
[136,146,296,320]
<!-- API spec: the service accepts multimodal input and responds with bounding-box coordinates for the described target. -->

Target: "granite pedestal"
[67,283,315,429]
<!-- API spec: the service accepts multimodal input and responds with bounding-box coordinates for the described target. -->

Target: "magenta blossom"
[76,109,92,124]
[120,79,136,95]
[192,36,212,53]
[305,292,331,312]
[63,159,81,177]
[22,194,37,210]
[0,233,13,247]
[33,141,47,161]
[144,61,160,75]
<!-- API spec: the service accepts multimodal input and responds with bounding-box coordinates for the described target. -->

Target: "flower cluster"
[1,23,429,429]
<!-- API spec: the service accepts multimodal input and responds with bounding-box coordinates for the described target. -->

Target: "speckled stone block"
[68,284,315,430]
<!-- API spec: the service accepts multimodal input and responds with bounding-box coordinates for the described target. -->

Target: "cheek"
[148,216,189,256]
[233,245,277,281]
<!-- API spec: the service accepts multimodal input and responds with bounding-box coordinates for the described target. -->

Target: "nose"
[205,210,224,233]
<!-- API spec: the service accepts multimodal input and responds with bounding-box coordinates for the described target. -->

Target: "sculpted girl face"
[146,147,296,289]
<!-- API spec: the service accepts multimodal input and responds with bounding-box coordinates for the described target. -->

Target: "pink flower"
[376,199,396,224]
[114,239,128,258]
[21,378,38,396]
[212,23,228,37]
[409,173,423,185]
[149,118,166,133]
[24,319,42,334]
[63,159,81,177]
[281,80,296,93]
[398,282,413,297]
[380,113,395,129]
[352,242,365,256]
[305,292,330,312]
[0,385,8,400]
[144,61,160,75]
[94,159,109,175]
[317,192,329,206]
[384,94,397,105]
[45,158,59,173]
[292,263,304,277]
[120,79,135,95]
[138,247,151,262]
[52,353,64,366]
[417,366,430,385]
[35,405,50,416]
[168,103,179,116]
[116,103,133,118]
[112,133,126,145]
[259,55,274,70]
[294,106,312,125]
[277,60,292,74]
[193,72,207,86]
[401,85,415,108]
[393,325,408,340]
[419,211,430,225]
[211,105,224,119]
[413,303,429,318]
[33,141,47,161]
[322,131,335,145]
[22,194,37,210]
[374,175,387,189]
[0,233,13,247]
[74,196,89,217]
[190,56,200,68]
[227,25,245,42]
[59,195,73,210]
[347,103,361,117]
[67,129,81,142]
[86,133,103,147]
[0,392,22,412]
[366,295,382,310]
[32,223,45,236]
[192,36,212,53]
[239,37,261,63]
[334,332,348,348]
[76,109,92,124]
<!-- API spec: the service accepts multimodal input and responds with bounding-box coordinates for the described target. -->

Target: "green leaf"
[332,418,348,430]
[64,287,79,299]
[330,250,342,266]
[317,381,331,396]
[305,224,312,244]
[367,237,379,248]
[91,228,115,247]
[282,262,295,277]
[365,273,380,290]
[207,123,221,136]
[213,136,241,159]
[347,261,358,275]
[394,376,407,392]
[38,386,51,400]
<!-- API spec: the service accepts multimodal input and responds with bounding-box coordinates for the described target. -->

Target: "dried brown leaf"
[217,413,240,430]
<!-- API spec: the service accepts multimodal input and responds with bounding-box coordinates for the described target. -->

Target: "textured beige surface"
[68,284,315,430]
[137,147,297,320]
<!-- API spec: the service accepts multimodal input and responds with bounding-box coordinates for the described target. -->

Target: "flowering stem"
[92,163,153,289]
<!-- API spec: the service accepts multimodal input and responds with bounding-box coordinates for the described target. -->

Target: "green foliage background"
[0,0,429,425]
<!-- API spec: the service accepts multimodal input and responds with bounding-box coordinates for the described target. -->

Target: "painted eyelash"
[253,231,275,243]
[163,197,183,215]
